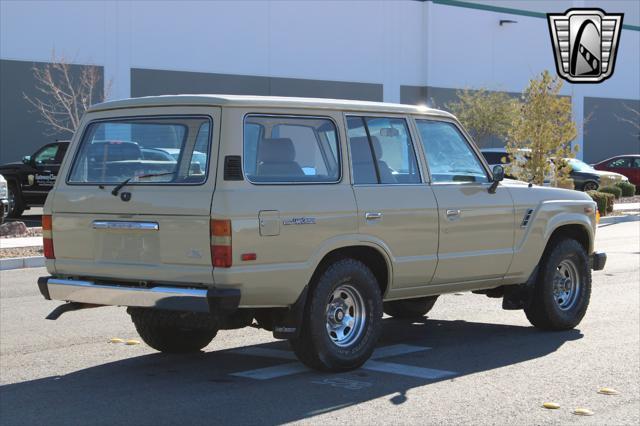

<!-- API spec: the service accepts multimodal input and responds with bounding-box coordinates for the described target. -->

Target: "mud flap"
[272,286,309,340]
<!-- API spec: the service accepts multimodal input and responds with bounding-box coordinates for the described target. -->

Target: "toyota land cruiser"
[36,95,606,372]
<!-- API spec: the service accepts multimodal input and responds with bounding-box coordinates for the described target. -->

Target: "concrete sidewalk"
[0,237,43,249]
[614,202,640,211]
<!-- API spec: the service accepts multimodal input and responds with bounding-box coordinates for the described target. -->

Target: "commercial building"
[1,0,639,163]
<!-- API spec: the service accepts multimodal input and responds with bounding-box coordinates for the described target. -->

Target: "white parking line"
[230,344,457,381]
[233,362,308,380]
[363,360,455,380]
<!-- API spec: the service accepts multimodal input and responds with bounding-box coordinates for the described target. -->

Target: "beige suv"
[37,95,606,372]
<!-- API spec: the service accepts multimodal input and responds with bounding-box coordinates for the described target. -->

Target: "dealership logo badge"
[547,9,623,83]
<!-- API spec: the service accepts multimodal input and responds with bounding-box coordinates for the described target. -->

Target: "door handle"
[365,212,383,220]
[446,209,461,220]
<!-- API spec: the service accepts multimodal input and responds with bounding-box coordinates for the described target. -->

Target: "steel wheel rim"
[325,284,366,347]
[7,186,16,215]
[584,182,597,191]
[553,259,581,310]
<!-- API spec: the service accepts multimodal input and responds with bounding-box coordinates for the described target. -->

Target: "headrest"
[350,136,382,161]
[258,138,296,163]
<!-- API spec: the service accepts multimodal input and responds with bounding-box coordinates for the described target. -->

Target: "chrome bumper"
[38,277,240,313]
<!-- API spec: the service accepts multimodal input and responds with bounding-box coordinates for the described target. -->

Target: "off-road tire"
[7,184,24,218]
[289,258,383,372]
[383,296,438,319]
[524,238,591,330]
[128,308,217,353]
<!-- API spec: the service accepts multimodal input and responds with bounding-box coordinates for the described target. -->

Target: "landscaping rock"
[0,221,28,237]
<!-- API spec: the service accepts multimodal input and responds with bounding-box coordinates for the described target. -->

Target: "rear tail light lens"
[211,219,232,267]
[42,215,55,259]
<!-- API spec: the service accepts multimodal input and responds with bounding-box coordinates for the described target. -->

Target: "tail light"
[211,219,232,267]
[42,215,55,259]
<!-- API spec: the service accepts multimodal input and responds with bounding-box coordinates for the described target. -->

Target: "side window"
[34,145,60,165]
[633,158,640,168]
[243,115,340,183]
[347,116,421,185]
[416,120,489,183]
[607,158,630,168]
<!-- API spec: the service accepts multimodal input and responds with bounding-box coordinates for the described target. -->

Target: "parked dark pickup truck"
[0,141,69,218]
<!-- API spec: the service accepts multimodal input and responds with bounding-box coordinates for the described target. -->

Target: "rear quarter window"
[243,115,340,184]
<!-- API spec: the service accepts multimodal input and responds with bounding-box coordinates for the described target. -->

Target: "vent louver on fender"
[521,209,535,228]
[224,156,243,181]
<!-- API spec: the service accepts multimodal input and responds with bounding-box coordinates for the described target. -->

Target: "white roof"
[89,94,454,118]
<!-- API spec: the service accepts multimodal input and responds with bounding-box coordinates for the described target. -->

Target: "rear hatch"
[49,107,220,286]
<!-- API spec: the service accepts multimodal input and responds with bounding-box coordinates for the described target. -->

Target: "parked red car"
[593,155,640,190]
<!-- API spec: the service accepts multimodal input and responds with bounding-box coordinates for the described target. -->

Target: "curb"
[0,256,45,271]
[599,214,640,225]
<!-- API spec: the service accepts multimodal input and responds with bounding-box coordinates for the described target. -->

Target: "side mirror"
[488,165,504,194]
[492,165,505,182]
[22,155,31,165]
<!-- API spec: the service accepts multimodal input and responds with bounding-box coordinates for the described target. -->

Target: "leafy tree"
[446,88,518,147]
[506,70,577,186]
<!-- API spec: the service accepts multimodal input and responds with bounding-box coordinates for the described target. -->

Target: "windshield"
[567,158,595,172]
[68,116,211,184]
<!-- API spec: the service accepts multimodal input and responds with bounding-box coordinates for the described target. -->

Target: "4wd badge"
[547,9,623,83]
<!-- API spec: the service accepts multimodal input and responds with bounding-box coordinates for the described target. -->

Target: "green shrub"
[599,185,622,199]
[587,191,606,215]
[615,181,636,197]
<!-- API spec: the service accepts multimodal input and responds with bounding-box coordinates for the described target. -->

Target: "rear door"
[347,115,439,289]
[50,107,220,285]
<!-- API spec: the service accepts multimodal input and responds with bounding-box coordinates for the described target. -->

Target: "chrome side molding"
[92,221,159,231]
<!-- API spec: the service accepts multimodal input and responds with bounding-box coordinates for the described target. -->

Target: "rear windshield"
[68,116,211,184]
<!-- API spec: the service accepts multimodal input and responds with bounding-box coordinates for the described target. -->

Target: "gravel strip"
[0,247,44,259]
[617,195,640,204]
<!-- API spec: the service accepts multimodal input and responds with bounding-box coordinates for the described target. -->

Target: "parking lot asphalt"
[0,218,638,425]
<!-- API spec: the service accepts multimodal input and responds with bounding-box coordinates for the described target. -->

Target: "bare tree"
[616,103,640,136]
[23,51,110,137]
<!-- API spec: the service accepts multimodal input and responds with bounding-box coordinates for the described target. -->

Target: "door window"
[416,120,489,183]
[243,115,340,183]
[633,158,640,168]
[34,145,60,165]
[347,116,421,184]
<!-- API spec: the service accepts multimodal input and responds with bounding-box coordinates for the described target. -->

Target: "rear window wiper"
[111,172,175,196]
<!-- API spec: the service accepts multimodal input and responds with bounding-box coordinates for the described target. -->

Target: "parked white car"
[0,174,9,223]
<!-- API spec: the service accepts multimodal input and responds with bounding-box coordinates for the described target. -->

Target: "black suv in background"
[0,141,69,218]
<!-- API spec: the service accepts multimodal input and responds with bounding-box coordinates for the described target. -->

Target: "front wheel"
[582,181,598,192]
[128,308,217,353]
[524,238,591,330]
[290,258,383,372]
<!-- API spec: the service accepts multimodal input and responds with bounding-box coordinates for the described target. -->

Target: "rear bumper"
[590,251,607,271]
[37,277,240,313]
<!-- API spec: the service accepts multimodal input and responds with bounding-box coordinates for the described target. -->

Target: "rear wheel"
[128,308,217,353]
[289,258,382,372]
[524,238,591,330]
[384,296,438,319]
